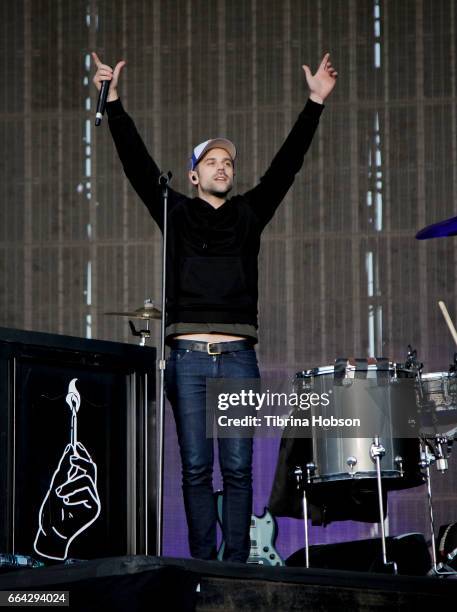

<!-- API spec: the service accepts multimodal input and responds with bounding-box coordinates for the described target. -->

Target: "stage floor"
[0,555,456,611]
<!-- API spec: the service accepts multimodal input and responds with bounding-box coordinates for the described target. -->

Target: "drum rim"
[295,363,407,378]
[420,371,455,380]
[311,470,403,482]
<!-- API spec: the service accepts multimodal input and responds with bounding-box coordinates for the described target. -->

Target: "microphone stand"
[156,170,172,556]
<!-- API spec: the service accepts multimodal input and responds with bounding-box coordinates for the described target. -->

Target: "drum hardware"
[412,345,457,576]
[370,436,397,573]
[404,344,423,374]
[294,466,310,569]
[370,437,386,463]
[416,369,457,438]
[429,561,457,576]
[436,522,457,574]
[418,437,457,576]
[346,456,357,476]
[394,456,404,477]
[305,462,316,483]
[128,320,151,347]
[421,295,457,532]
[105,298,161,346]
[424,434,453,473]
[420,440,439,574]
[419,442,436,469]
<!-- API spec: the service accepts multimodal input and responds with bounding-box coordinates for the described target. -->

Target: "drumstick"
[438,301,457,348]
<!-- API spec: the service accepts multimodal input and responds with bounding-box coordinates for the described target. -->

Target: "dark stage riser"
[0,556,456,612]
[0,327,156,560]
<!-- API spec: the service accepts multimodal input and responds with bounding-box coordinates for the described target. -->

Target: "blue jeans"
[165,347,260,562]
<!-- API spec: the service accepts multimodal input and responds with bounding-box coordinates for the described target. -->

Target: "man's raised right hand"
[91,52,126,102]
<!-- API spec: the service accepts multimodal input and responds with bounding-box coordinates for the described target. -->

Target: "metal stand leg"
[294,466,310,569]
[370,436,397,574]
[425,462,438,572]
[420,441,457,576]
[302,487,309,569]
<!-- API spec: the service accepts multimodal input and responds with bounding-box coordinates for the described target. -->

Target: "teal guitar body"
[215,490,284,566]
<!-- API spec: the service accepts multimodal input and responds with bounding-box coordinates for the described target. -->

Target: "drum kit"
[292,349,457,575]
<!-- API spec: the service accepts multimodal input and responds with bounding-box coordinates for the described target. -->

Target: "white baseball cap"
[189,138,236,170]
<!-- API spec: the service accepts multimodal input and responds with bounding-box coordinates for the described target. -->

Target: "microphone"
[95,80,110,127]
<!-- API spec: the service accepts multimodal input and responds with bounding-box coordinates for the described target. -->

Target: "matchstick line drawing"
[33,379,101,560]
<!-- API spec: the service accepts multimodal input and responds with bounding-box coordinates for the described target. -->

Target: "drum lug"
[294,464,316,485]
[346,456,357,476]
[395,455,404,477]
[306,462,316,483]
[293,466,303,489]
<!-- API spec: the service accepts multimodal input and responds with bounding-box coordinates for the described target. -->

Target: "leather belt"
[169,338,253,355]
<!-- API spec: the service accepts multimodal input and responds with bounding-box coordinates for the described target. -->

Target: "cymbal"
[416,214,457,240]
[105,301,162,320]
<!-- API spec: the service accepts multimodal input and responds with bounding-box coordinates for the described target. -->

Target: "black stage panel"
[0,556,456,611]
[0,328,156,561]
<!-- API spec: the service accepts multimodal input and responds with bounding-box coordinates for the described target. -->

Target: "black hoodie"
[107,98,323,330]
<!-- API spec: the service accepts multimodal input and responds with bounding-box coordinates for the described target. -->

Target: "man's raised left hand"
[302,53,338,104]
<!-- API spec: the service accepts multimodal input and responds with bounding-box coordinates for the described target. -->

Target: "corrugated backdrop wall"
[1,0,457,558]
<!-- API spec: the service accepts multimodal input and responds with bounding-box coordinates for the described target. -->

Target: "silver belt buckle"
[207,342,221,355]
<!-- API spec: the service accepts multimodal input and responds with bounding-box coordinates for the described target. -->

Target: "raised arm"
[244,53,338,228]
[92,52,181,230]
[91,51,126,103]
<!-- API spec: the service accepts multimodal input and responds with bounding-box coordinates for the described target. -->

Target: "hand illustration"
[34,441,101,560]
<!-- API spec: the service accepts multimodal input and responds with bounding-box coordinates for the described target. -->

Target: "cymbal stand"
[128,319,151,346]
[370,436,397,574]
[156,171,172,556]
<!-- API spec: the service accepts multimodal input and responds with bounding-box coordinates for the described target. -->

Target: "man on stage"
[92,51,337,562]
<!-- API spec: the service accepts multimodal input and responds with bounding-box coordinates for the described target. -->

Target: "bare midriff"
[173,333,246,342]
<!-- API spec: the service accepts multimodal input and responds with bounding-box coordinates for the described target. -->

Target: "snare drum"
[292,362,423,490]
[417,371,457,437]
